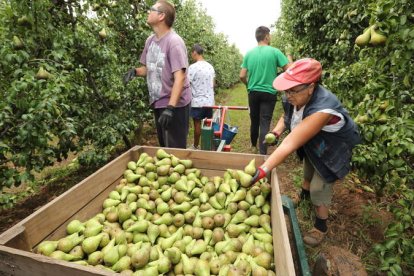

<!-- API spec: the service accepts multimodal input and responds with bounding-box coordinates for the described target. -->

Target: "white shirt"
[188,60,215,107]
[291,106,345,132]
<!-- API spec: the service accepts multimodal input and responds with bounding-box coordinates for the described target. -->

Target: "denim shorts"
[190,107,213,120]
[303,156,334,206]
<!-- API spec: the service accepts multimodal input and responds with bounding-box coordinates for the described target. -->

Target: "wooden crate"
[0,146,296,276]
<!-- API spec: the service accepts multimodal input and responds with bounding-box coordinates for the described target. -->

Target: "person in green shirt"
[240,26,290,155]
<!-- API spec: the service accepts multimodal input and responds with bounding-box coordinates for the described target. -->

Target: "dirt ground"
[0,127,392,275]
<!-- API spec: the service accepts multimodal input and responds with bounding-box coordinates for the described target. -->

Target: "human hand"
[250,166,269,185]
[158,105,175,129]
[263,131,279,146]
[123,68,136,85]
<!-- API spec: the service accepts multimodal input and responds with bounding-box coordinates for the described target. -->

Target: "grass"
[189,83,285,153]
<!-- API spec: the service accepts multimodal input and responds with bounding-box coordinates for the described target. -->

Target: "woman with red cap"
[251,58,361,246]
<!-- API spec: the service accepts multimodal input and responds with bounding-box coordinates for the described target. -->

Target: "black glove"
[123,68,136,85]
[158,105,175,129]
[263,131,279,146]
[250,166,269,185]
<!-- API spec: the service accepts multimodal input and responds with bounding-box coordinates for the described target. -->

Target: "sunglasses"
[149,6,164,13]
[284,84,310,96]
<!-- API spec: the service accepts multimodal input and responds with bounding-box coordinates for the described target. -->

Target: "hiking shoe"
[188,145,199,150]
[303,228,327,247]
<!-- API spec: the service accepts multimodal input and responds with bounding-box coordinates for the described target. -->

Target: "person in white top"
[188,44,216,149]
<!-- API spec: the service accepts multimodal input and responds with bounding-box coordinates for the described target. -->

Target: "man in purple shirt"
[123,0,191,148]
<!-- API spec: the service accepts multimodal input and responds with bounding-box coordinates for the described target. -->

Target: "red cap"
[273,58,322,91]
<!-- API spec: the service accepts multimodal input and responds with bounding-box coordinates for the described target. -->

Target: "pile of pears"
[36,149,276,275]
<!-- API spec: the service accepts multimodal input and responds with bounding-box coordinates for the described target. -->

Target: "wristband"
[257,165,269,179]
[271,131,280,138]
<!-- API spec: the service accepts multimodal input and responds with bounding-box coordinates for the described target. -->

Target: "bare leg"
[193,118,201,148]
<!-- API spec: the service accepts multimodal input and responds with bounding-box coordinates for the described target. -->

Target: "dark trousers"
[248,91,277,155]
[154,104,190,148]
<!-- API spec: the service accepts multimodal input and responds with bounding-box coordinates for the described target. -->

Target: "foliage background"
[271,0,414,273]
[0,0,242,189]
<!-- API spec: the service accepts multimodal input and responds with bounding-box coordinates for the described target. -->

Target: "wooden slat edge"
[0,245,113,276]
[271,169,296,276]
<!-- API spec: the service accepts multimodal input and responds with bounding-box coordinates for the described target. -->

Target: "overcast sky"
[195,0,282,55]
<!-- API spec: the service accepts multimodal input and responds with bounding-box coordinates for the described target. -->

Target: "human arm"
[135,66,147,77]
[169,69,186,106]
[239,68,247,85]
[252,112,333,183]
[271,114,286,137]
[282,63,291,71]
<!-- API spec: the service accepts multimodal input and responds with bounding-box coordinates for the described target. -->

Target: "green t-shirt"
[241,46,289,94]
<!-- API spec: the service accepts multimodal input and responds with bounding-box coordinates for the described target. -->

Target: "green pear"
[165,247,181,264]
[227,223,249,238]
[355,27,371,46]
[195,259,211,276]
[264,133,277,144]
[210,257,221,274]
[13,36,24,49]
[173,164,186,174]
[171,202,191,213]
[247,256,268,276]
[103,245,120,266]
[88,251,104,265]
[179,159,193,169]
[255,194,266,207]
[370,26,387,46]
[190,239,207,255]
[229,179,239,193]
[112,255,131,272]
[245,215,260,227]
[82,233,103,254]
[49,250,76,261]
[66,219,85,234]
[244,159,256,176]
[181,253,194,274]
[253,232,273,243]
[259,214,272,233]
[126,172,140,183]
[231,189,247,202]
[219,181,232,194]
[127,161,137,171]
[103,198,121,209]
[118,203,132,223]
[242,234,255,255]
[37,240,58,256]
[68,245,84,261]
[126,220,148,233]
[209,195,223,209]
[136,153,149,166]
[237,170,253,188]
[230,210,248,225]
[57,232,84,253]
[254,251,272,269]
[156,148,171,159]
[35,67,51,80]
[131,245,150,269]
[98,28,107,39]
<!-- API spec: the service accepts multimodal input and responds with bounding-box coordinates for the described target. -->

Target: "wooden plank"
[0,245,112,276]
[271,169,296,276]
